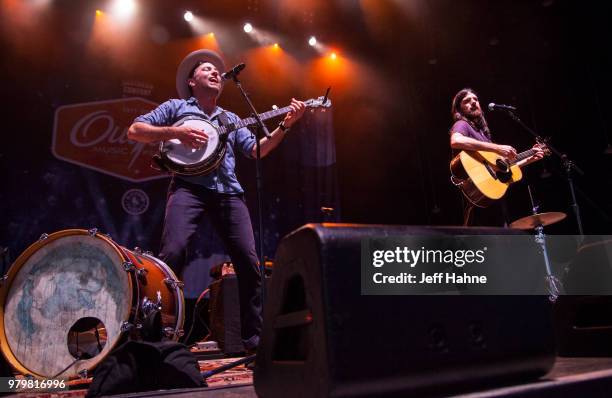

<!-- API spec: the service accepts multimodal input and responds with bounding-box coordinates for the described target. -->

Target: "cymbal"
[510,212,567,230]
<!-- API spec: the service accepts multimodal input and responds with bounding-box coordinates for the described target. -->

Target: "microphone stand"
[199,70,270,378]
[227,73,269,305]
[503,110,585,235]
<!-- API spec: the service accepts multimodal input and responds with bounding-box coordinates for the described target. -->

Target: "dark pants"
[159,178,262,350]
[463,199,509,227]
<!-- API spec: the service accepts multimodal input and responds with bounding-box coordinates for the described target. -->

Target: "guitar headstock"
[304,96,332,109]
[534,137,551,156]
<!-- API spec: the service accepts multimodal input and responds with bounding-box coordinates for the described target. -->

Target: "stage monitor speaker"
[555,238,612,356]
[254,224,556,398]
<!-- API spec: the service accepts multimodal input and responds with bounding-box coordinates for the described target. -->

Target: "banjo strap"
[215,112,234,140]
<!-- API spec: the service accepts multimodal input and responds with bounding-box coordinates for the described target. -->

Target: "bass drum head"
[0,230,132,379]
[165,117,221,166]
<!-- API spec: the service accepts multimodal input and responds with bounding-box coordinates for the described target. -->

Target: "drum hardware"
[38,233,49,241]
[509,212,567,230]
[120,322,133,333]
[133,247,154,257]
[120,321,142,333]
[78,369,88,379]
[88,228,98,237]
[141,292,162,318]
[137,268,149,277]
[123,261,135,272]
[510,201,567,301]
[535,225,564,302]
[164,278,184,289]
[163,327,184,338]
[0,275,7,286]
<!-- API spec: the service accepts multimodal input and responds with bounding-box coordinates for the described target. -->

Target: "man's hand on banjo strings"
[175,125,209,150]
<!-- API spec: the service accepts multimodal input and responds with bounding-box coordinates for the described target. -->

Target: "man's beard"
[466,108,481,120]
[461,109,484,128]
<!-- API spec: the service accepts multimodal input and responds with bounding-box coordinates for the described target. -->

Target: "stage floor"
[11,357,612,397]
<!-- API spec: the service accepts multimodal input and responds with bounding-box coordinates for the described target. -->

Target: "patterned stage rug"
[5,389,88,398]
[6,357,252,397]
[199,356,253,387]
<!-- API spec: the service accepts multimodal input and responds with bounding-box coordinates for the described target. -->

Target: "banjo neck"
[217,104,299,136]
[158,96,330,176]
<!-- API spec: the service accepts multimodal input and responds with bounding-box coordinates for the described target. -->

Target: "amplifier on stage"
[208,270,272,355]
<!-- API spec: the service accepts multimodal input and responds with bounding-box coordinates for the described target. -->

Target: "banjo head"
[162,117,222,166]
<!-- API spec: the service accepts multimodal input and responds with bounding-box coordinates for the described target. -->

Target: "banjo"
[154,96,332,176]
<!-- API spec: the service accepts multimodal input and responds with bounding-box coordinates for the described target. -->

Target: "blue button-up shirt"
[134,97,256,193]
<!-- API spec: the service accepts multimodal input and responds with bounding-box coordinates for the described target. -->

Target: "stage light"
[111,0,136,18]
[96,9,103,16]
[184,11,194,22]
[31,0,52,6]
[243,22,253,33]
[309,36,317,46]
[273,43,279,49]
[330,52,337,60]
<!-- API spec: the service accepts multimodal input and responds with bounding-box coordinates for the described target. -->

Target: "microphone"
[488,102,517,112]
[221,63,246,80]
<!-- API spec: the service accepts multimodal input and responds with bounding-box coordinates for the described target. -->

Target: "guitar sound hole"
[495,159,512,182]
[495,159,509,172]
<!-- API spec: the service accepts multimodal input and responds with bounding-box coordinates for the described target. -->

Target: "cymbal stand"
[527,186,563,302]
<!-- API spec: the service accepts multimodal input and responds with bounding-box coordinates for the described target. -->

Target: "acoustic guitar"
[450,142,549,207]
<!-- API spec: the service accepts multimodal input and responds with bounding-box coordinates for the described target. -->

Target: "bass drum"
[0,229,184,379]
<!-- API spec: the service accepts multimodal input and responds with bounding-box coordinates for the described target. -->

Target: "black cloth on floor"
[86,340,203,397]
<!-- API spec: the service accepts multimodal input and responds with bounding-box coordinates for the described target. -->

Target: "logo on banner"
[122,189,150,215]
[52,97,168,182]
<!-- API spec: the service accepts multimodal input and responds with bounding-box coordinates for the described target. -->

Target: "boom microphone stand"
[225,69,269,307]
[203,65,269,374]
[502,109,585,235]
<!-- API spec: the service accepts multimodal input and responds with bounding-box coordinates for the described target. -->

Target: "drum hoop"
[140,253,185,337]
[0,229,135,379]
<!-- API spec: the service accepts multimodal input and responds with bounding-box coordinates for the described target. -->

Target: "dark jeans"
[463,199,509,227]
[159,178,262,350]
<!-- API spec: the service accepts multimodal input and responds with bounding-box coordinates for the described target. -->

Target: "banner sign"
[52,97,167,182]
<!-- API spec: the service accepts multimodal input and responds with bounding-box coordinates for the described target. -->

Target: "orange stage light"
[196,32,220,52]
[243,46,303,96]
[305,51,391,103]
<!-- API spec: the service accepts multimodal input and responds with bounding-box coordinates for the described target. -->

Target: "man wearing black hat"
[128,49,305,353]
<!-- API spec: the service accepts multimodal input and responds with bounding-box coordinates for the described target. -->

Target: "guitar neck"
[510,148,537,165]
[217,105,295,135]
